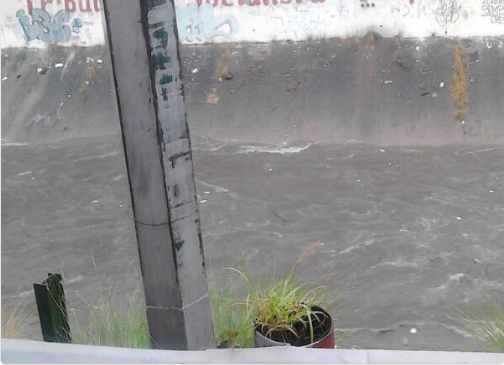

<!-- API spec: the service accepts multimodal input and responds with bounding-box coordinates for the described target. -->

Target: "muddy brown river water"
[2,135,504,351]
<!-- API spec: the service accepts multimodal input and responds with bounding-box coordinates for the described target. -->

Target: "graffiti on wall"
[390,0,412,17]
[3,0,504,47]
[16,8,81,43]
[14,0,101,44]
[270,3,332,35]
[194,0,324,6]
[431,0,460,27]
[177,3,239,42]
[26,0,101,14]
[482,0,504,24]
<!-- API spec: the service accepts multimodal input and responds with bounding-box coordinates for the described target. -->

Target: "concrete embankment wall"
[1,0,504,145]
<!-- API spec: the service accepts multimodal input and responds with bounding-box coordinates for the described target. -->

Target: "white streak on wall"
[1,0,504,49]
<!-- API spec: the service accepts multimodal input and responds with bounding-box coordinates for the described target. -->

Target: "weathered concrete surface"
[2,37,504,146]
[182,37,504,145]
[3,339,504,364]
[1,46,117,145]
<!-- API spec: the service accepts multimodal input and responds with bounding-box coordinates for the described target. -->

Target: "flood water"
[2,135,504,351]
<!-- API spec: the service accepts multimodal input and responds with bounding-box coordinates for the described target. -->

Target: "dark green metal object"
[33,273,71,343]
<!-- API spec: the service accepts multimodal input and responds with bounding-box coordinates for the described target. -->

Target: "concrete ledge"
[2,339,503,364]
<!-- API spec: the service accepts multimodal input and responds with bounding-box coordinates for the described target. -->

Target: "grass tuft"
[210,281,254,348]
[456,297,504,353]
[1,304,33,339]
[69,290,151,349]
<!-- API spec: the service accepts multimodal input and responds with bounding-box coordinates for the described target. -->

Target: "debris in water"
[410,328,417,334]
[204,191,211,194]
[377,79,394,84]
[489,190,495,193]
[268,168,273,172]
[192,68,199,74]
[440,82,445,88]
[92,200,99,204]
[206,92,220,104]
[1,77,7,82]
[97,59,103,64]
[380,149,386,153]
[456,216,462,220]
[473,257,482,264]
[200,199,208,203]
[297,242,324,263]
[55,63,64,68]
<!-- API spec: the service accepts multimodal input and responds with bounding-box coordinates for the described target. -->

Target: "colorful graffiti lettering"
[72,18,82,33]
[26,0,101,14]
[194,0,324,6]
[482,0,504,24]
[177,3,239,43]
[16,8,81,43]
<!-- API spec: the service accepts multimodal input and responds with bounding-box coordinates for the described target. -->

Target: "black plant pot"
[254,305,334,348]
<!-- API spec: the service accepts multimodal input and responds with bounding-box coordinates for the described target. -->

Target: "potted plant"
[228,269,335,348]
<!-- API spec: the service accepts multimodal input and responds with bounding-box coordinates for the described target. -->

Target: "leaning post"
[100,0,215,350]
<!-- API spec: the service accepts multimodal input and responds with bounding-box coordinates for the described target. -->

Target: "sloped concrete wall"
[1,0,503,146]
[2,36,504,146]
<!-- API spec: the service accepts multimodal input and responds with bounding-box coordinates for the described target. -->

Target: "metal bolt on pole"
[100,0,215,350]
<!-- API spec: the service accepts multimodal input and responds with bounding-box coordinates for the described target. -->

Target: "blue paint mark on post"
[153,28,169,48]
[160,74,173,84]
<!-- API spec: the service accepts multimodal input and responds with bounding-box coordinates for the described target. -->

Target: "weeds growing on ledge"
[450,43,469,121]
[1,304,33,339]
[456,297,504,353]
[69,290,151,349]
[4,270,341,350]
[210,280,254,348]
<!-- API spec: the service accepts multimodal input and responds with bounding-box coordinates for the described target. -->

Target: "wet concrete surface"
[2,135,504,351]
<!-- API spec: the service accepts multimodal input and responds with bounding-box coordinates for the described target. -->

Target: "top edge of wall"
[1,0,504,50]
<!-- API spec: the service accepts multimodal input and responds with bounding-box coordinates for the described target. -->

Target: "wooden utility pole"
[100,0,215,350]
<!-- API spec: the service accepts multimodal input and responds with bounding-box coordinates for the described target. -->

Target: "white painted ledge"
[2,339,503,364]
